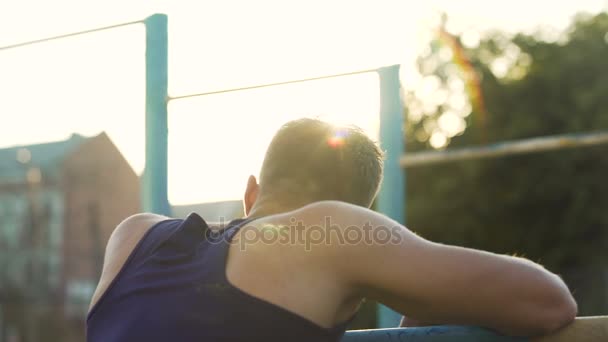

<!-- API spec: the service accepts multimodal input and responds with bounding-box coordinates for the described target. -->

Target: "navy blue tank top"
[86,213,352,341]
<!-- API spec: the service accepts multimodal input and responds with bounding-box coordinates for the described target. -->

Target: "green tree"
[405,13,608,315]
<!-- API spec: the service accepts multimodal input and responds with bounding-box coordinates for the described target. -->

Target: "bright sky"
[1,0,605,205]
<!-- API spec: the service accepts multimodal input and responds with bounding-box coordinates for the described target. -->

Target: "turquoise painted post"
[143,14,171,216]
[376,65,405,328]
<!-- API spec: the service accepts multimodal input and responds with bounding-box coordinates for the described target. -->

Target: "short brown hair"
[258,118,384,208]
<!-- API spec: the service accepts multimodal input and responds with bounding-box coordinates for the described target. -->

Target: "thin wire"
[168,68,379,101]
[0,20,143,51]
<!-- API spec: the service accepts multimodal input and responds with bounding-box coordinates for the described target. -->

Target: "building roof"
[0,134,87,184]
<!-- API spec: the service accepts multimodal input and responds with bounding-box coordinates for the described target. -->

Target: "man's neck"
[246,196,305,220]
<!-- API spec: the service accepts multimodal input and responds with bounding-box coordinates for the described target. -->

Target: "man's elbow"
[501,293,576,337]
[499,270,577,337]
[519,279,577,337]
[536,291,577,335]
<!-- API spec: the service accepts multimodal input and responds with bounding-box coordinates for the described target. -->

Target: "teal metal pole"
[143,14,171,216]
[376,65,405,328]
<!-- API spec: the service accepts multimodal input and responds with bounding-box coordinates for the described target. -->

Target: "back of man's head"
[258,118,384,208]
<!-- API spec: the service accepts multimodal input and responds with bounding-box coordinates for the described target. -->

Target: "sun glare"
[167,73,379,205]
[2,0,604,205]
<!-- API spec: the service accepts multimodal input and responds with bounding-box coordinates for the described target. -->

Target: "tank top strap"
[127,213,210,270]
[223,217,254,241]
[126,219,181,267]
[162,213,210,251]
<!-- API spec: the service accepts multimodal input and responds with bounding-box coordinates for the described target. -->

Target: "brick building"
[0,132,140,341]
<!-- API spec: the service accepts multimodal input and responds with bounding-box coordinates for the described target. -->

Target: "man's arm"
[88,213,168,312]
[314,201,577,337]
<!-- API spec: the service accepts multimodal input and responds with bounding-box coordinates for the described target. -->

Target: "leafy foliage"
[405,13,608,314]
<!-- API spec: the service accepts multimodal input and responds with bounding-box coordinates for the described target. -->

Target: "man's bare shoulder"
[109,213,169,242]
[88,213,169,312]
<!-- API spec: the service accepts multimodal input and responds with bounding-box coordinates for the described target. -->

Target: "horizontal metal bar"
[342,317,608,342]
[343,326,524,342]
[0,20,143,51]
[401,131,608,168]
[168,68,379,101]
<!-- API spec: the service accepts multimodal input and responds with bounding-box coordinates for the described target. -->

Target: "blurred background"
[1,0,607,340]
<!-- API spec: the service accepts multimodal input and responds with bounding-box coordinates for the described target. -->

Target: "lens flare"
[437,26,488,142]
[328,129,349,148]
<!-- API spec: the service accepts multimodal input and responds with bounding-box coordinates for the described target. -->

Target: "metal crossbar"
[343,326,523,341]
[401,131,608,168]
[342,316,608,342]
[168,68,379,101]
